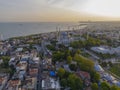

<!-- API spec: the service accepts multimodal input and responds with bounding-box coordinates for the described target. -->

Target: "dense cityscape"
[0,22,119,90]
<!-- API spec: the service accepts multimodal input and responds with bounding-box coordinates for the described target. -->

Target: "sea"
[0,22,78,40]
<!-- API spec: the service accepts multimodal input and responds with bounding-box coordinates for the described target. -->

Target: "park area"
[109,64,120,77]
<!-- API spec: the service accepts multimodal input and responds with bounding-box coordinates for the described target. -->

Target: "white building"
[91,46,120,55]
[42,77,61,90]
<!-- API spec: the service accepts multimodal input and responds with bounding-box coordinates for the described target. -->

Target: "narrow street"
[35,45,43,90]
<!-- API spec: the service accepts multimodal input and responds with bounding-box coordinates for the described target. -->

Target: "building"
[29,68,38,77]
[16,48,23,52]
[6,79,21,90]
[0,73,8,90]
[16,61,27,72]
[91,46,115,54]
[94,64,104,72]
[101,72,117,84]
[21,77,37,90]
[91,46,120,55]
[18,70,26,81]
[57,31,71,46]
[42,77,60,90]
[32,57,40,65]
[76,71,91,86]
[9,57,16,66]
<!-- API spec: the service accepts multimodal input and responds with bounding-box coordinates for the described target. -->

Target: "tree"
[67,56,72,64]
[64,71,71,78]
[74,54,94,72]
[60,79,68,88]
[101,62,107,67]
[1,56,10,68]
[52,51,65,63]
[65,50,71,57]
[91,83,98,90]
[93,72,100,83]
[69,64,77,71]
[100,81,110,90]
[75,77,83,90]
[108,61,113,67]
[110,85,120,90]
[68,74,83,90]
[73,53,80,61]
[76,49,81,54]
[46,45,56,51]
[9,65,16,77]
[57,68,65,78]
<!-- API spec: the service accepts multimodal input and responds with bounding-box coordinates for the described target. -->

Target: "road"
[35,44,43,90]
[37,60,43,90]
[84,49,100,60]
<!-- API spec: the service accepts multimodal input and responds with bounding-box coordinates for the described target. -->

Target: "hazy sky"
[0,0,120,22]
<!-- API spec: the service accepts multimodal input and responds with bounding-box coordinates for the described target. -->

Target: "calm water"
[0,22,77,40]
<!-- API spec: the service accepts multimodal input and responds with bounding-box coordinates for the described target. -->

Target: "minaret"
[0,34,3,41]
[56,27,58,40]
[119,31,120,40]
[68,26,70,30]
[87,32,89,40]
[57,27,61,41]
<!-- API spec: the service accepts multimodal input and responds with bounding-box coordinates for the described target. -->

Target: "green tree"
[70,37,102,49]
[69,64,77,71]
[75,78,83,90]
[93,72,100,83]
[91,83,98,90]
[68,74,83,90]
[76,49,81,54]
[64,71,71,78]
[110,85,120,90]
[73,53,80,61]
[74,54,94,72]
[65,50,71,57]
[9,65,16,77]
[46,45,56,51]
[57,68,65,78]
[67,56,72,64]
[1,56,10,68]
[52,51,65,63]
[60,79,67,88]
[101,81,110,90]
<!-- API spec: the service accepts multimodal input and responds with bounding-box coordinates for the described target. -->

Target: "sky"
[0,0,120,22]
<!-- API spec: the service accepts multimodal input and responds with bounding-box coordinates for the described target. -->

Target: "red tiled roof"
[0,78,4,84]
[76,71,90,80]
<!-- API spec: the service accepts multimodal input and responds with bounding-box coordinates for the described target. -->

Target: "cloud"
[46,0,61,4]
[47,0,120,17]
[44,0,89,14]
[1,0,120,22]
[83,0,120,17]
